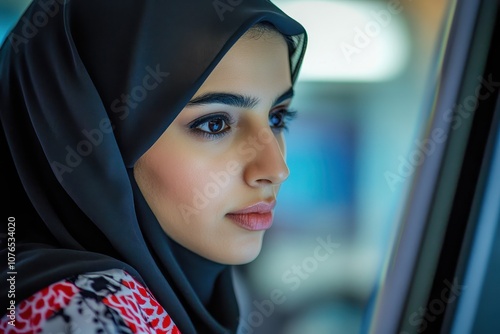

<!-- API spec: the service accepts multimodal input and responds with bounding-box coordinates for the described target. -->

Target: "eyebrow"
[187,87,294,108]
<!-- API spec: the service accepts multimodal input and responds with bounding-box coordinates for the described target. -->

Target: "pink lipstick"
[226,201,276,231]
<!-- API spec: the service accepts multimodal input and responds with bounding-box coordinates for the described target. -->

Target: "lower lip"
[226,212,274,231]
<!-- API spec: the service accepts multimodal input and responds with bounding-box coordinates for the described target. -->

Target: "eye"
[198,118,228,134]
[269,111,285,128]
[269,108,298,132]
[188,113,234,139]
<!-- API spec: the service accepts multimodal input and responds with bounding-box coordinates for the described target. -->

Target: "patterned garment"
[0,269,181,334]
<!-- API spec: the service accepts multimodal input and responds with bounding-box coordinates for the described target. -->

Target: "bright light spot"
[278,0,411,82]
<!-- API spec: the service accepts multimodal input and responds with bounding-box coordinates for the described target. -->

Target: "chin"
[217,232,265,265]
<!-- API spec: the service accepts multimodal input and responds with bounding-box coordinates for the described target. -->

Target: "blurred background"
[0,1,454,333]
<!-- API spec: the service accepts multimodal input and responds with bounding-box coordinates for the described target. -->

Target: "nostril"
[256,179,273,185]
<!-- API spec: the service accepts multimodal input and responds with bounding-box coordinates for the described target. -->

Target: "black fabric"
[0,0,306,333]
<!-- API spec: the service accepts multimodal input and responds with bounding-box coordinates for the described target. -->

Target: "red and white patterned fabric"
[0,269,181,334]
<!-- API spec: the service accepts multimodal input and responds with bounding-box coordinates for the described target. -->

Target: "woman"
[0,0,306,333]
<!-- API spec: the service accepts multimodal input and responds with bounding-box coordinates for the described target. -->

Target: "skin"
[134,29,293,264]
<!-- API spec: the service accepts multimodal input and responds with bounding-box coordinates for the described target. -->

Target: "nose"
[243,128,290,187]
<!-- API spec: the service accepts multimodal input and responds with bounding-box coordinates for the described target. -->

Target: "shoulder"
[0,269,180,334]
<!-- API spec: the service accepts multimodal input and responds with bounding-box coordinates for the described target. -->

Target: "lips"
[226,201,276,231]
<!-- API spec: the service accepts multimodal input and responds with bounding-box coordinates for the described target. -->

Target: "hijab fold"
[1,1,306,333]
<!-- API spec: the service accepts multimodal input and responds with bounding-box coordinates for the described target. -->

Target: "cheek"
[154,159,198,206]
[136,141,232,217]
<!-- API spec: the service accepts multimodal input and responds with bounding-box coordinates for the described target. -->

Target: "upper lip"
[228,201,276,214]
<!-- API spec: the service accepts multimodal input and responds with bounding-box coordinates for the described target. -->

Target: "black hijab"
[0,0,306,333]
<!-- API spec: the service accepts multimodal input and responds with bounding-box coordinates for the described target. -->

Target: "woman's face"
[134,29,294,264]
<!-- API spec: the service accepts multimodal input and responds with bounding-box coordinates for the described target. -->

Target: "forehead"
[193,32,292,101]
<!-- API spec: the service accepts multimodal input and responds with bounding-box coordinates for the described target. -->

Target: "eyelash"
[188,109,298,139]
